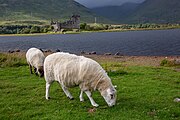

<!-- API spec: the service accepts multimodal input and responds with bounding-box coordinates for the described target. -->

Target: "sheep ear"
[113,85,117,88]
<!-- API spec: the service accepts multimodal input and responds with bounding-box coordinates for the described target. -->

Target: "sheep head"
[100,86,117,107]
[38,66,44,77]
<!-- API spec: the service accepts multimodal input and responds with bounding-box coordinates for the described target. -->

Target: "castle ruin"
[51,15,80,32]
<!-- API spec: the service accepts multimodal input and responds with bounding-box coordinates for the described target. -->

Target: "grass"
[0,53,180,120]
[0,53,27,67]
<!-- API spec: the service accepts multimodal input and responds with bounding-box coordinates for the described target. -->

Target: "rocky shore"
[1,50,180,68]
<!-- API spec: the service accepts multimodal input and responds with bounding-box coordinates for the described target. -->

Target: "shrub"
[108,69,128,77]
[160,59,168,66]
[104,25,109,30]
[85,25,91,31]
[160,59,178,66]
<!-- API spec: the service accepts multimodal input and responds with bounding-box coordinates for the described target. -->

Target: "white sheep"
[26,48,45,77]
[44,52,117,107]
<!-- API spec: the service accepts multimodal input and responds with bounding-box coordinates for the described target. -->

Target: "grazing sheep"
[44,52,117,107]
[26,48,45,77]
[174,98,180,102]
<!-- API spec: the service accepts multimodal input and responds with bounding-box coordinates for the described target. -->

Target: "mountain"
[0,0,110,23]
[92,0,180,24]
[92,3,139,22]
[127,0,180,23]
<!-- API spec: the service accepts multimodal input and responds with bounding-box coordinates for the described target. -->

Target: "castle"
[51,15,80,32]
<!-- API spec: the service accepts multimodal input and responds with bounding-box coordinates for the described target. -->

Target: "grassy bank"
[0,27,179,37]
[0,53,180,120]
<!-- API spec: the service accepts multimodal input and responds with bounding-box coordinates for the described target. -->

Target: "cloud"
[75,0,145,8]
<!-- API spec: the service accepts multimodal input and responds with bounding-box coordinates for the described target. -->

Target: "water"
[0,29,180,56]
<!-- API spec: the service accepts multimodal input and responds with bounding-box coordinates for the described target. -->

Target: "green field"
[0,53,179,119]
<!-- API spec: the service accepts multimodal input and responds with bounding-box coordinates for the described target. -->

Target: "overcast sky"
[75,0,145,8]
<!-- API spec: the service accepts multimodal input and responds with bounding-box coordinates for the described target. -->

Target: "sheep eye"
[110,94,114,99]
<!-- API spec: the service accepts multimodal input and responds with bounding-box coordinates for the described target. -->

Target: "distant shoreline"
[0,27,179,37]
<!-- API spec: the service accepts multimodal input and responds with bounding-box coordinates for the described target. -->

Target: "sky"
[74,0,145,8]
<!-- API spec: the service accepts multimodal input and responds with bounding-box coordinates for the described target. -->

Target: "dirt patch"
[85,55,180,67]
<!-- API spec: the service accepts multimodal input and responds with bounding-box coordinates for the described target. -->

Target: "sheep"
[26,48,45,77]
[44,52,117,107]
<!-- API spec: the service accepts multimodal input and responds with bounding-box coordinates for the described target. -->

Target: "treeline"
[0,25,53,34]
[80,23,109,31]
[0,23,179,34]
[80,23,180,31]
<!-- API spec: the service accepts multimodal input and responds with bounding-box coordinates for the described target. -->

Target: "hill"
[92,0,180,24]
[0,0,110,23]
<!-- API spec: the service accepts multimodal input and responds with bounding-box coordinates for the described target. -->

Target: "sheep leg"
[79,90,84,102]
[61,85,74,100]
[29,64,33,74]
[85,91,99,107]
[45,82,51,100]
[34,67,38,76]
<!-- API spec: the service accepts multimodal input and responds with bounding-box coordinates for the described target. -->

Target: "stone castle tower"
[51,15,80,32]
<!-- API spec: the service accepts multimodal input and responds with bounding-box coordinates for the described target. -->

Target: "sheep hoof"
[93,103,99,107]
[68,97,74,100]
[80,99,84,102]
[46,97,51,100]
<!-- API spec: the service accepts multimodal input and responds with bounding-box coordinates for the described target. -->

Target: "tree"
[30,26,40,33]
[21,28,30,34]
[80,23,87,30]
